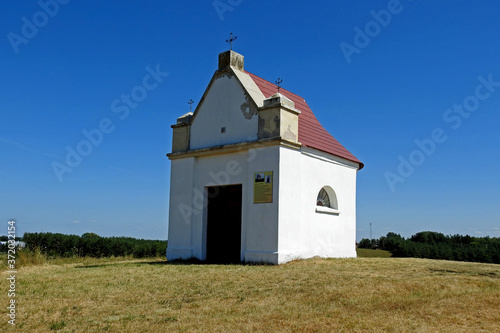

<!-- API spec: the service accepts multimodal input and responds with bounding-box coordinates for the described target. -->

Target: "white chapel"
[166,50,363,264]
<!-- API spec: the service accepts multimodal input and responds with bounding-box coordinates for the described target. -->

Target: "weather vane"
[275,78,283,93]
[188,99,194,113]
[226,33,237,50]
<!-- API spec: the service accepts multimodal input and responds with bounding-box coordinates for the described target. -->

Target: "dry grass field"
[1,255,499,332]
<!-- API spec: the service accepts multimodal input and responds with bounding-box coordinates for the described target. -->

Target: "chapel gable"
[172,51,268,152]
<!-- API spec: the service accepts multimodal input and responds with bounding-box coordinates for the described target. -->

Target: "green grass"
[2,257,499,332]
[48,320,66,330]
[356,248,392,258]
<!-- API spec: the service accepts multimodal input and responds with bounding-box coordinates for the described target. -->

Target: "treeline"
[19,232,167,258]
[0,235,18,241]
[359,232,500,264]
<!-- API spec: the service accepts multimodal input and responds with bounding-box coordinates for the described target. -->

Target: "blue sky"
[1,0,499,241]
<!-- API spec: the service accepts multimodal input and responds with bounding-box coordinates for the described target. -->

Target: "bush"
[21,232,167,259]
[365,231,500,264]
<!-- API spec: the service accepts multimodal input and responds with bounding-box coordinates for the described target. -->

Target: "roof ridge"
[244,71,363,169]
[244,70,305,101]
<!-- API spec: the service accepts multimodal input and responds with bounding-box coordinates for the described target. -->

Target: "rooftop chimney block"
[218,50,244,71]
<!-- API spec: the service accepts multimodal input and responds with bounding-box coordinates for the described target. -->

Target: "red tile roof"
[246,72,363,169]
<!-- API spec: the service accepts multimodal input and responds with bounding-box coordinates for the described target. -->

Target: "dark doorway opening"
[206,184,242,263]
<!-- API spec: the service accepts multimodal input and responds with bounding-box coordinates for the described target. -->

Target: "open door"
[206,185,242,263]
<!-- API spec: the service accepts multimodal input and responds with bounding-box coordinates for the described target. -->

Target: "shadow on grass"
[76,264,119,269]
[74,259,263,268]
[142,258,274,266]
[75,258,167,269]
[429,268,499,278]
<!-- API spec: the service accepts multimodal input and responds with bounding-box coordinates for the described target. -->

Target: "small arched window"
[316,188,330,207]
[316,186,339,214]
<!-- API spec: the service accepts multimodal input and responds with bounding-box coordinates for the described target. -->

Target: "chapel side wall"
[279,148,358,259]
[301,150,358,258]
[167,157,195,260]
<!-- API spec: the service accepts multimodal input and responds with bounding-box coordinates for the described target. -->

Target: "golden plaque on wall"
[253,171,273,203]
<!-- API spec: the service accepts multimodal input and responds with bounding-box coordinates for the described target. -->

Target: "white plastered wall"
[167,145,281,264]
[277,146,358,263]
[166,157,195,260]
[190,74,259,150]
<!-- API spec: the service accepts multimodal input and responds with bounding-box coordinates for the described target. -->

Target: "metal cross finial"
[188,99,194,113]
[226,33,237,50]
[275,78,283,93]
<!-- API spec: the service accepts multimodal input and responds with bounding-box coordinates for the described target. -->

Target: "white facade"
[167,51,362,264]
[190,73,259,149]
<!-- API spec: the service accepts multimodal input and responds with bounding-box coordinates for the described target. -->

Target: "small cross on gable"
[226,33,237,50]
[275,78,283,93]
[188,99,194,113]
